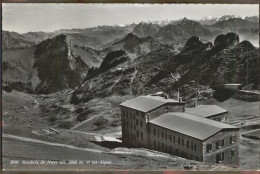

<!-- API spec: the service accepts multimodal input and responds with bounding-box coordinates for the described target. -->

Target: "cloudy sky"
[3,3,259,33]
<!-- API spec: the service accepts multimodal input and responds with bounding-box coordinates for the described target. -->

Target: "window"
[231,149,235,158]
[154,140,156,148]
[134,114,135,120]
[194,143,197,151]
[195,156,199,161]
[168,146,172,153]
[162,132,164,139]
[131,123,133,129]
[230,135,236,144]
[207,143,212,153]
[137,131,139,138]
[127,132,129,138]
[175,149,179,155]
[127,121,128,128]
[126,112,128,118]
[130,113,132,119]
[182,152,187,158]
[141,132,143,140]
[182,139,184,146]
[221,139,225,146]
[153,129,156,136]
[136,110,138,116]
[216,152,225,163]
[162,143,164,151]
[169,135,172,141]
[173,136,176,143]
[216,141,220,149]
[123,110,125,117]
[158,130,160,137]
[134,124,136,130]
[141,121,143,127]
[136,120,138,126]
[191,142,194,150]
[158,142,160,150]
[217,139,224,149]
[165,133,167,140]
[123,120,125,126]
[131,134,133,140]
[190,154,193,160]
[186,140,189,148]
[146,114,150,121]
[178,137,180,145]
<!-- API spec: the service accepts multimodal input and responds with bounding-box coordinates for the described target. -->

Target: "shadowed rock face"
[214,32,239,50]
[34,34,88,94]
[183,36,213,51]
[104,33,166,57]
[99,50,128,73]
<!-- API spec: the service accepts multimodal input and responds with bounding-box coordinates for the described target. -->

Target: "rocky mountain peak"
[214,32,239,50]
[183,36,203,49]
[99,50,127,72]
[182,36,213,52]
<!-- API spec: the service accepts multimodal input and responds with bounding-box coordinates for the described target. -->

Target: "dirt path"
[70,115,99,130]
[3,134,179,158]
[3,134,103,153]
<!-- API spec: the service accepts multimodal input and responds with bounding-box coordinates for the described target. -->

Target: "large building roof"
[186,105,228,118]
[120,95,180,112]
[149,112,238,140]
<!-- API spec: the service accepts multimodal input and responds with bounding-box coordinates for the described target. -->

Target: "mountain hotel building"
[120,93,239,165]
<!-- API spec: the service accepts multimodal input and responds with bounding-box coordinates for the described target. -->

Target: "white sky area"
[3,3,259,33]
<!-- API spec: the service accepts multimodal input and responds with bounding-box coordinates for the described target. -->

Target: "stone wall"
[202,130,240,165]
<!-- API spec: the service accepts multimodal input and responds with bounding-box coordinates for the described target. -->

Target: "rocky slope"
[132,22,160,38]
[33,34,88,94]
[2,34,98,94]
[70,32,259,106]
[2,31,36,50]
[103,33,167,58]
[154,18,213,45]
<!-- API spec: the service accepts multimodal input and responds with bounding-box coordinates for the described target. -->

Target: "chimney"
[177,90,180,101]
[179,97,182,102]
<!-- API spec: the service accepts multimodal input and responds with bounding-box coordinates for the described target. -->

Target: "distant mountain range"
[2,15,259,94]
[197,15,259,25]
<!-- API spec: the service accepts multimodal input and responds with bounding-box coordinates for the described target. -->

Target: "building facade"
[120,94,240,165]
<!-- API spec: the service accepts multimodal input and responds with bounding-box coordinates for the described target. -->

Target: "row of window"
[125,131,143,141]
[153,141,200,161]
[123,120,143,129]
[152,129,197,151]
[216,150,236,163]
[206,135,236,153]
[122,110,145,120]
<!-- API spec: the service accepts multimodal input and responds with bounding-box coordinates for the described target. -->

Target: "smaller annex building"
[186,105,228,122]
[120,94,239,165]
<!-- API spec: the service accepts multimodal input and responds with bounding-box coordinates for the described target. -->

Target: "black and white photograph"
[1,3,260,171]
